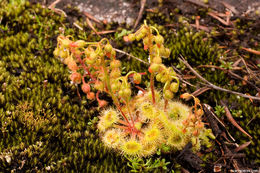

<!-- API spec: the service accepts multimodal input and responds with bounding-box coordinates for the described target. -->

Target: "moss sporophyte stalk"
[54,22,215,157]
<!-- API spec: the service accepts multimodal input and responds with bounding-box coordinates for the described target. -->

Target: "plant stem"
[146,24,156,105]
[164,99,168,111]
[73,50,96,81]
[126,102,135,127]
[150,72,156,105]
[100,53,131,125]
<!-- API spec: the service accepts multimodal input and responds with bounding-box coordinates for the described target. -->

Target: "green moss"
[0,1,128,172]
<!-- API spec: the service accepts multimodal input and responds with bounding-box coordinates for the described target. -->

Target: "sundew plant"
[54,22,215,157]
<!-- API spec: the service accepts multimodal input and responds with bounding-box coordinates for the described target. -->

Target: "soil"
[42,0,260,25]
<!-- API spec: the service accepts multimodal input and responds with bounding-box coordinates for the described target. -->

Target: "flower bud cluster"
[125,23,179,100]
[54,35,120,107]
[180,93,215,150]
[54,36,144,108]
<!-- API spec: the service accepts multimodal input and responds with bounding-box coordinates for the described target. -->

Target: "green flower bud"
[141,27,148,35]
[98,50,104,57]
[164,48,171,58]
[155,35,164,45]
[118,89,124,98]
[90,52,97,60]
[143,36,149,46]
[61,38,72,48]
[160,76,168,83]
[148,63,160,73]
[128,33,136,41]
[156,73,162,81]
[111,49,116,58]
[164,90,173,99]
[136,33,144,41]
[152,56,162,64]
[123,88,132,99]
[170,82,179,93]
[110,60,121,69]
[110,68,121,78]
[59,50,67,59]
[105,44,113,52]
[158,45,166,55]
[111,82,120,92]
[85,57,95,65]
[133,73,141,84]
[169,68,176,76]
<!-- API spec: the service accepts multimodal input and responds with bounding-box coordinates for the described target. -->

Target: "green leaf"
[156,148,161,155]
[115,29,132,39]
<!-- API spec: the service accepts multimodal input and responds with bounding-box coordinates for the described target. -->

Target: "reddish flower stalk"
[150,73,156,105]
[70,48,96,81]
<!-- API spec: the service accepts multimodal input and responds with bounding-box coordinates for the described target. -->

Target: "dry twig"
[240,57,253,79]
[207,11,231,26]
[179,55,260,101]
[190,24,211,32]
[185,0,209,8]
[114,48,149,65]
[171,66,196,88]
[197,65,260,92]
[134,0,146,29]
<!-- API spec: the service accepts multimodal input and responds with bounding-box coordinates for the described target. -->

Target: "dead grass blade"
[220,1,239,15]
[47,0,67,17]
[93,30,116,35]
[220,101,252,139]
[86,18,100,36]
[84,12,102,24]
[241,47,260,55]
[234,141,251,152]
[185,87,211,101]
